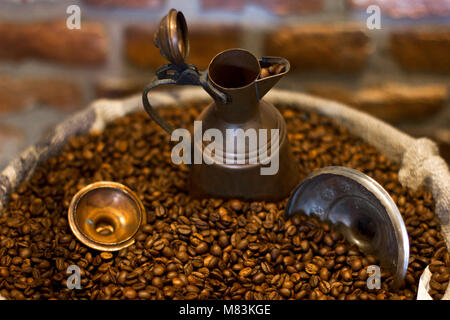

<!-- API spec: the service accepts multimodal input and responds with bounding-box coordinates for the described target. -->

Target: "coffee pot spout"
[255,56,290,100]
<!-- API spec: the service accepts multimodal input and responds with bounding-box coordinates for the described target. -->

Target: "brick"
[95,77,181,99]
[95,77,147,99]
[125,24,240,70]
[0,124,25,170]
[201,0,247,11]
[348,0,450,19]
[0,77,24,114]
[265,24,371,72]
[307,83,447,123]
[27,78,84,110]
[390,29,450,73]
[0,20,107,65]
[0,76,83,114]
[201,0,323,15]
[83,0,166,9]
[125,26,168,70]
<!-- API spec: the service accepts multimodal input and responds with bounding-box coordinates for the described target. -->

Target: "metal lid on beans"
[285,166,409,288]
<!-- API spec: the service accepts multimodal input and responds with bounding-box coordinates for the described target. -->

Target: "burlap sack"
[0,87,448,299]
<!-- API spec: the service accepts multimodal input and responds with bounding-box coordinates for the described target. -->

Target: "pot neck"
[210,82,260,124]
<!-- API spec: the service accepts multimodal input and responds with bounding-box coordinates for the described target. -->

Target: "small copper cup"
[68,182,146,251]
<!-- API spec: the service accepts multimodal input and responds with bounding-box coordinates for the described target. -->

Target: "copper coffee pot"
[143,9,299,200]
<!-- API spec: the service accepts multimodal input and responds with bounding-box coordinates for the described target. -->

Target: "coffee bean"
[210,244,222,256]
[300,240,309,252]
[117,271,127,284]
[283,280,294,289]
[351,258,362,271]
[331,282,343,296]
[153,239,166,251]
[100,252,113,260]
[153,264,166,276]
[177,225,191,235]
[229,200,243,211]
[115,140,128,153]
[295,290,308,299]
[0,268,9,278]
[82,149,94,160]
[218,235,228,248]
[239,267,252,278]
[319,281,331,294]
[341,269,353,282]
[167,263,178,273]
[236,239,248,251]
[319,267,330,281]
[151,277,163,288]
[286,225,297,236]
[253,272,265,284]
[123,287,137,299]
[260,68,270,79]
[172,277,185,288]
[305,263,319,275]
[195,242,209,254]
[429,261,445,273]
[335,245,346,256]
[309,275,319,288]
[204,255,218,268]
[12,257,23,265]
[261,262,273,274]
[162,246,174,258]
[127,270,139,280]
[430,279,442,291]
[19,227,31,238]
[279,288,291,298]
[138,290,151,299]
[158,286,170,298]
[176,250,189,263]
[19,248,31,259]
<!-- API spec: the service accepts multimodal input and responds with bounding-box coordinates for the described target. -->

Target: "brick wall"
[0,0,449,168]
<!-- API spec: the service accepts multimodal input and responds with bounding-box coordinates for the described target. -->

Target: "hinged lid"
[154,8,190,66]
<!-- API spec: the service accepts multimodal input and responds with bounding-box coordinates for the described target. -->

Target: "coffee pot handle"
[143,64,227,135]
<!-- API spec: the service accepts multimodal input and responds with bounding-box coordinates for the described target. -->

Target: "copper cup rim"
[68,181,146,252]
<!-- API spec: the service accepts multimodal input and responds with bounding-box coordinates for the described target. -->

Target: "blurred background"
[0,0,449,169]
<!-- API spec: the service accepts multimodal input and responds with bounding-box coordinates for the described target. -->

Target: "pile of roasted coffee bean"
[259,63,285,79]
[0,102,448,300]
